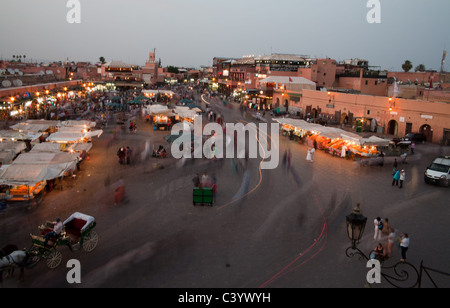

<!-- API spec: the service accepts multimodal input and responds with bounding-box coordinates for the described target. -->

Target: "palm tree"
[402,60,413,72]
[99,56,106,64]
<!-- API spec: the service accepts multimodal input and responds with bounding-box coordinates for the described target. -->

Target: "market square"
[1,0,449,291]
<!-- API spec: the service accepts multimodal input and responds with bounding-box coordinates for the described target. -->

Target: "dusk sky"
[1,0,449,71]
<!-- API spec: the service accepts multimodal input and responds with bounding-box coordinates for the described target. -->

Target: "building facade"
[299,89,450,144]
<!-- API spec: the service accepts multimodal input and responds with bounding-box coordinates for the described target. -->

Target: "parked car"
[390,138,411,146]
[405,133,427,143]
[270,110,288,117]
[424,156,450,187]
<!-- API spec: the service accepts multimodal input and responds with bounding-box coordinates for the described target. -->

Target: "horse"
[0,250,30,286]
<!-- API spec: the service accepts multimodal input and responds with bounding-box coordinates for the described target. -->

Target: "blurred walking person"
[306,149,312,162]
[392,170,400,186]
[399,169,405,188]
[387,227,396,257]
[114,179,126,206]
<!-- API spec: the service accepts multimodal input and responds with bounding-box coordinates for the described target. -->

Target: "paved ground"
[1,95,449,289]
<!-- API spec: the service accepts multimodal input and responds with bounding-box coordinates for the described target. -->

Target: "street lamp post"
[345,203,367,250]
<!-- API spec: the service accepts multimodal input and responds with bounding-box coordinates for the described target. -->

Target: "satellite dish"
[2,80,12,87]
[13,79,23,87]
[46,70,53,75]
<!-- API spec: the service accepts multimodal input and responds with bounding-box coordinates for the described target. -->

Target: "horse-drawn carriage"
[29,212,98,269]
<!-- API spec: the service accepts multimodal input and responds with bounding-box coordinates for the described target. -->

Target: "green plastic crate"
[193,188,213,206]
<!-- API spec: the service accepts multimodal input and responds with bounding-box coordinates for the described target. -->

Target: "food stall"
[173,106,197,125]
[0,164,48,202]
[276,118,383,159]
[146,105,174,131]
[142,90,175,102]
[277,118,313,140]
[0,130,42,152]
[0,151,78,202]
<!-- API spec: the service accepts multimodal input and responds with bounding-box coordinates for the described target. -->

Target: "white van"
[424,156,450,186]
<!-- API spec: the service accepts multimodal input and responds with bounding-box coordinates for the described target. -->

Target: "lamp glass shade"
[345,204,367,243]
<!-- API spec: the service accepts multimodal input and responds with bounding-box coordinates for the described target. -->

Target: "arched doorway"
[388,120,398,136]
[420,124,433,142]
[341,112,348,124]
[275,98,280,109]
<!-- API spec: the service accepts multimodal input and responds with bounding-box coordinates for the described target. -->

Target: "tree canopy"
[414,64,426,72]
[167,66,179,74]
[402,60,413,72]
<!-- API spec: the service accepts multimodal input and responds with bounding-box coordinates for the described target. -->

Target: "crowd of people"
[372,217,410,262]
[117,146,133,165]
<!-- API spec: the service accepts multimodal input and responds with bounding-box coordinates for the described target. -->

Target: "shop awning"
[30,142,65,153]
[142,89,175,96]
[173,106,197,119]
[0,130,41,141]
[340,133,362,144]
[13,152,78,165]
[146,104,174,117]
[0,151,17,165]
[275,118,362,144]
[0,140,27,154]
[10,120,59,133]
[67,143,93,153]
[0,152,78,185]
[46,130,102,143]
[59,120,96,128]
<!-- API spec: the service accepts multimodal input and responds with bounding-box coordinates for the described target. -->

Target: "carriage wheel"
[46,249,62,269]
[28,246,43,266]
[82,231,98,252]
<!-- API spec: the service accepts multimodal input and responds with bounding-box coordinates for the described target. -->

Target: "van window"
[429,163,450,173]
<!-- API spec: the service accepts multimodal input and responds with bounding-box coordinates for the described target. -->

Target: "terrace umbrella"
[127,100,143,105]
[179,99,192,105]
[111,96,122,104]
[134,95,148,102]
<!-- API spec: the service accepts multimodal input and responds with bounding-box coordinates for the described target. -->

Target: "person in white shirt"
[201,172,210,188]
[44,218,63,247]
[310,147,316,162]
[400,233,410,262]
[374,217,382,241]
[399,170,406,189]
